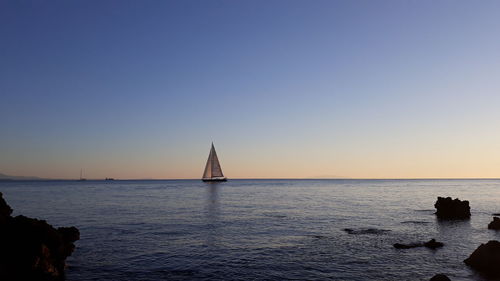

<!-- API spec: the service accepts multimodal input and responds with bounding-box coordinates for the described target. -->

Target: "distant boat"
[78,169,87,181]
[105,178,115,181]
[202,143,227,182]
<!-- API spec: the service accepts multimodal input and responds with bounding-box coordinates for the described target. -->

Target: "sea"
[1,179,500,281]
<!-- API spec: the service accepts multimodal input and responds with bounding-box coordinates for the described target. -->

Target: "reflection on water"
[205,183,220,248]
[206,183,220,223]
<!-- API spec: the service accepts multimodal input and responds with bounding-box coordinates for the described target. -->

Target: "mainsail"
[202,143,225,181]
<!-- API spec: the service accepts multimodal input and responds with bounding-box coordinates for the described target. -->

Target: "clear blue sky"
[1,0,500,179]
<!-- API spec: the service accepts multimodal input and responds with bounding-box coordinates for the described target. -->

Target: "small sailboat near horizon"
[78,169,87,181]
[202,143,227,182]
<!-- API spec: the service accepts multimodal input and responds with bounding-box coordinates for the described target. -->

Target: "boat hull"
[202,178,227,182]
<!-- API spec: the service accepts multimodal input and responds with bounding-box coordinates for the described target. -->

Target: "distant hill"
[0,173,45,181]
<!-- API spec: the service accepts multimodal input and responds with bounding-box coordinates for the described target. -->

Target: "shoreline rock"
[434,197,471,219]
[464,240,500,277]
[0,192,80,281]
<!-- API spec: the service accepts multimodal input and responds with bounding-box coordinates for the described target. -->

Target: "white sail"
[210,145,224,177]
[202,147,213,178]
[202,143,225,180]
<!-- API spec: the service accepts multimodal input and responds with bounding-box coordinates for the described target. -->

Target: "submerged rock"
[394,239,444,249]
[488,217,500,230]
[0,192,79,281]
[464,240,500,277]
[434,197,471,219]
[343,228,391,235]
[430,274,451,281]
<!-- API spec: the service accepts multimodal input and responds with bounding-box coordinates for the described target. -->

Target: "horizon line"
[3,177,500,181]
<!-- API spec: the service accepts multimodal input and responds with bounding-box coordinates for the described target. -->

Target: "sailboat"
[78,169,87,181]
[202,143,227,182]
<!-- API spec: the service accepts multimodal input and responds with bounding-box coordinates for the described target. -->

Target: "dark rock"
[343,228,391,235]
[0,192,79,281]
[493,213,500,216]
[434,197,471,219]
[464,240,500,277]
[394,239,443,250]
[488,217,500,230]
[0,192,13,223]
[424,239,444,249]
[430,274,451,281]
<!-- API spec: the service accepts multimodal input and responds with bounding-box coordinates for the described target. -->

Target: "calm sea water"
[1,179,500,281]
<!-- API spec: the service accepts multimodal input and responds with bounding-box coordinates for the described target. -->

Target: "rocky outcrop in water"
[488,217,500,230]
[430,274,451,281]
[393,239,444,249]
[0,192,80,281]
[434,197,470,219]
[424,239,444,249]
[464,240,500,277]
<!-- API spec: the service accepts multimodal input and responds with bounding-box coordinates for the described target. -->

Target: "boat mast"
[211,143,215,177]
